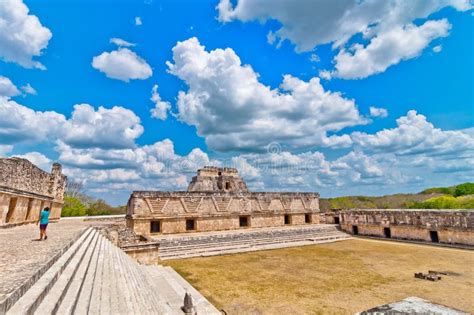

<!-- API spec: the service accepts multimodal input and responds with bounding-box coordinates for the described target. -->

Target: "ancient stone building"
[339,209,474,246]
[187,166,249,193]
[127,167,320,236]
[0,157,67,226]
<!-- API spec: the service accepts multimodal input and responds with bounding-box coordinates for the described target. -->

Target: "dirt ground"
[163,239,474,314]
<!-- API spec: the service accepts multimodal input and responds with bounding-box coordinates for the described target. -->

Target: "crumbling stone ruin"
[339,209,474,246]
[127,167,320,236]
[187,166,249,193]
[0,157,67,226]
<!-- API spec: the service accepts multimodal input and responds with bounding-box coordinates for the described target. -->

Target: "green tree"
[61,196,87,217]
[453,183,474,197]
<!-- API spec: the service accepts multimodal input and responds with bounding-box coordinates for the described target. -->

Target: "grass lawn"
[162,239,474,314]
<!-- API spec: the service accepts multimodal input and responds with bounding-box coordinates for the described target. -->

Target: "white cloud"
[92,48,152,82]
[0,76,20,97]
[369,106,388,118]
[135,16,142,26]
[15,151,51,171]
[0,97,143,149]
[352,110,474,155]
[0,97,66,144]
[62,104,144,149]
[110,38,135,47]
[217,0,471,78]
[21,83,37,95]
[0,0,52,69]
[433,45,443,53]
[217,0,470,52]
[327,19,451,79]
[150,84,171,120]
[167,37,367,152]
[309,53,320,63]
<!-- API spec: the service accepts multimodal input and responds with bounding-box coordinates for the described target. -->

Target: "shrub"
[453,183,474,197]
[61,196,87,217]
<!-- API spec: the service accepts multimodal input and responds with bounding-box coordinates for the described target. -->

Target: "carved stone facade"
[339,209,474,246]
[0,157,67,226]
[127,167,320,236]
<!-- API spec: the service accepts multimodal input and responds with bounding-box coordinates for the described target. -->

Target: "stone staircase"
[6,227,220,315]
[156,225,351,260]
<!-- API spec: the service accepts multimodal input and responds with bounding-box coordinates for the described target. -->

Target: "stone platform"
[0,220,92,313]
[154,224,351,260]
[5,227,220,315]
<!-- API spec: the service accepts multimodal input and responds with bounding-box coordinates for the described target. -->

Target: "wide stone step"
[159,234,351,260]
[159,230,346,249]
[7,228,93,315]
[159,231,348,253]
[158,226,342,246]
[35,229,99,314]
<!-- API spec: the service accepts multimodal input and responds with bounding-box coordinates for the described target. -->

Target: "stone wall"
[127,191,320,236]
[339,209,474,246]
[0,158,67,226]
[188,166,249,193]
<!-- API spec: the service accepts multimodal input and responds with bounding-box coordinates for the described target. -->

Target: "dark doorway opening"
[218,171,222,176]
[284,214,291,225]
[384,227,391,238]
[430,231,439,243]
[305,213,311,224]
[334,216,340,224]
[239,216,249,227]
[150,220,161,233]
[6,197,18,223]
[225,182,231,190]
[352,225,359,235]
[186,219,196,231]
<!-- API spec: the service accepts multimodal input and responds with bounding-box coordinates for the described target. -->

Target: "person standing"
[37,207,50,240]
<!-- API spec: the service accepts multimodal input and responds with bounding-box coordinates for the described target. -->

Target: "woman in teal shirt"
[37,207,50,240]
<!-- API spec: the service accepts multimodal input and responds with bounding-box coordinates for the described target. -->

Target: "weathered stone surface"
[0,158,67,226]
[127,167,320,236]
[340,209,474,246]
[188,166,248,193]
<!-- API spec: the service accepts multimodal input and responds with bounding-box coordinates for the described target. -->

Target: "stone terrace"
[0,220,96,312]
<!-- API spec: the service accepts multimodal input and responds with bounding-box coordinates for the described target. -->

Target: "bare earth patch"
[163,239,474,314]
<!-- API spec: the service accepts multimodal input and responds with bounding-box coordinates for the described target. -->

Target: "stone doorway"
[284,214,291,225]
[384,227,391,238]
[352,225,359,235]
[430,231,439,243]
[186,219,196,231]
[239,216,249,227]
[25,198,34,221]
[334,216,340,224]
[305,213,311,223]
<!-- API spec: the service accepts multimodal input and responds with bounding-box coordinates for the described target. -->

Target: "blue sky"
[0,0,473,205]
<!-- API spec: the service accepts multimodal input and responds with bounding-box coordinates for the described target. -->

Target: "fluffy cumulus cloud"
[167,37,367,152]
[0,76,20,97]
[92,48,152,82]
[61,104,144,149]
[0,97,143,149]
[56,139,213,195]
[0,0,52,69]
[217,0,471,78]
[150,84,171,120]
[352,110,474,155]
[327,19,451,79]
[369,106,388,118]
[0,97,65,144]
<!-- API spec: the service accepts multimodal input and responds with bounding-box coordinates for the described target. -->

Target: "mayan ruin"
[0,158,66,227]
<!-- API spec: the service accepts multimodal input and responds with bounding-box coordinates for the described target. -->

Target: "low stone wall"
[340,209,474,246]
